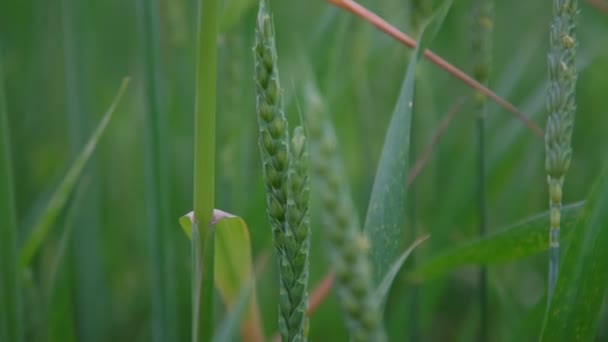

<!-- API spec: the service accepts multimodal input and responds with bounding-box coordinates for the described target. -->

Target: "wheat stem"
[470,0,493,340]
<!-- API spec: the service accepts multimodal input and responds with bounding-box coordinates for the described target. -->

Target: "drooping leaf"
[180,210,263,341]
[363,0,453,285]
[376,235,429,307]
[541,168,608,341]
[19,77,130,269]
[412,202,584,281]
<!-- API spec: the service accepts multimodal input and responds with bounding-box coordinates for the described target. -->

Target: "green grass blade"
[19,77,130,269]
[412,202,584,281]
[540,168,608,341]
[363,0,453,285]
[376,235,429,307]
[137,0,177,339]
[0,47,24,342]
[193,0,220,338]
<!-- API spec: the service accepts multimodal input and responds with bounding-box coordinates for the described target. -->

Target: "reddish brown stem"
[328,0,544,138]
[586,0,608,13]
[407,98,465,187]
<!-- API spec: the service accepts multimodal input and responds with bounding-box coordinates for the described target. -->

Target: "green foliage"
[413,202,584,280]
[541,167,608,341]
[364,0,452,286]
[4,0,608,340]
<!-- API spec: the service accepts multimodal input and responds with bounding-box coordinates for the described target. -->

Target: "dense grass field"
[2,0,608,341]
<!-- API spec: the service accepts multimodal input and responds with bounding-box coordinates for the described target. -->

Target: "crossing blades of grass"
[19,77,130,269]
[363,0,452,285]
[411,202,584,281]
[541,167,608,341]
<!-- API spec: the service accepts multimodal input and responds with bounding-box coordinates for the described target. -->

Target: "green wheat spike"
[544,0,579,301]
[306,84,386,342]
[254,1,310,340]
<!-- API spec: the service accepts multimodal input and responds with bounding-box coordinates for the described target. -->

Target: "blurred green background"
[1,0,608,340]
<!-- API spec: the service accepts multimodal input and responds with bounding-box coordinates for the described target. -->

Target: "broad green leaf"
[0,48,24,342]
[541,168,608,341]
[412,202,584,281]
[376,235,429,306]
[363,0,453,285]
[19,77,130,269]
[180,210,263,341]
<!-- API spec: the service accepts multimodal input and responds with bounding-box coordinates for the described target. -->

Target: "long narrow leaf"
[412,202,584,281]
[19,77,130,268]
[363,0,453,285]
[541,168,608,341]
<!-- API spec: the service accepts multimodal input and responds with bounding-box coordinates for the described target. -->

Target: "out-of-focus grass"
[2,0,608,340]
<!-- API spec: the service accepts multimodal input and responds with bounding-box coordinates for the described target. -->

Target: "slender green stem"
[0,46,24,342]
[545,0,578,302]
[470,0,493,340]
[193,0,219,340]
[61,1,108,339]
[137,0,177,340]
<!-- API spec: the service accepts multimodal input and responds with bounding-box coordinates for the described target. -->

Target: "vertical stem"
[137,0,177,340]
[470,0,492,340]
[61,1,108,340]
[193,0,219,340]
[0,47,24,342]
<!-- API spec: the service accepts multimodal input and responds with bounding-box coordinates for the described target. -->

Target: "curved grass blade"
[363,0,452,285]
[541,168,608,341]
[0,48,24,342]
[376,235,429,307]
[412,202,584,281]
[180,211,264,342]
[19,77,130,269]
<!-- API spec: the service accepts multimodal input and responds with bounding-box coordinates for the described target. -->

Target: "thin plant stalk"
[470,0,493,340]
[0,47,24,342]
[327,0,544,138]
[545,0,579,301]
[193,0,219,340]
[61,1,108,339]
[137,0,177,340]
